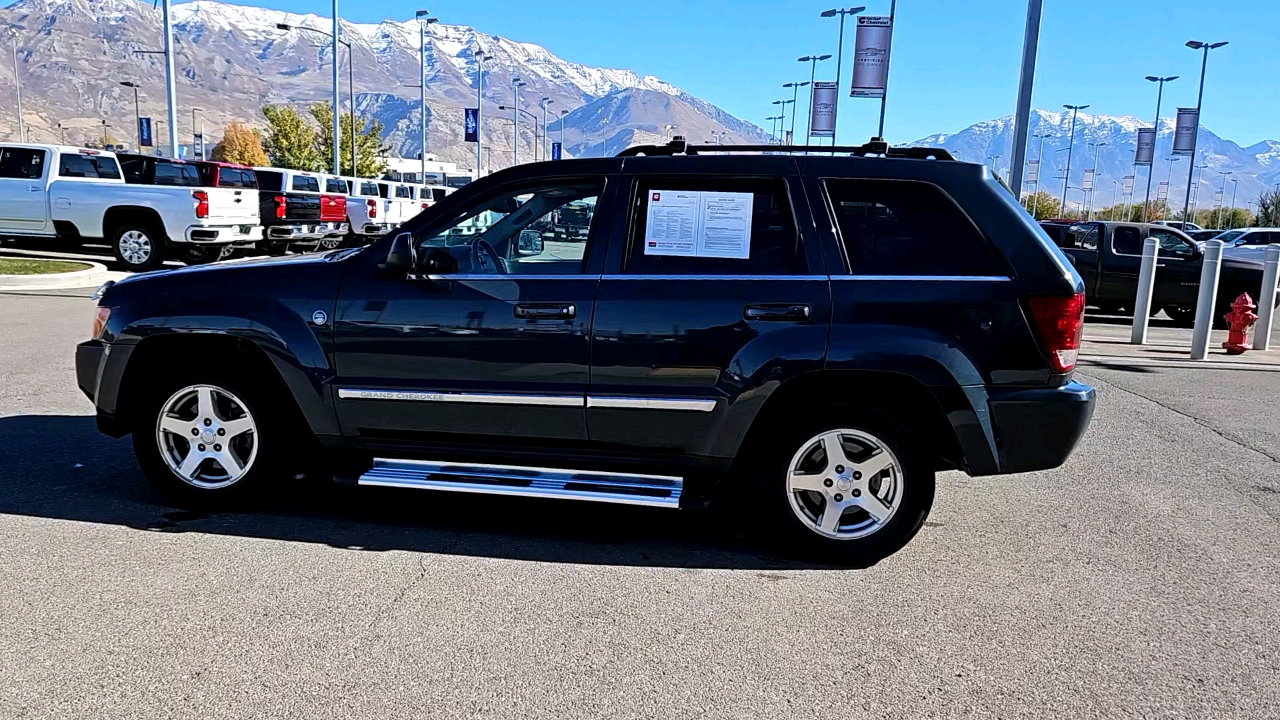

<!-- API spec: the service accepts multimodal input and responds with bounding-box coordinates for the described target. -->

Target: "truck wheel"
[755,406,935,566]
[132,374,288,508]
[176,244,220,265]
[318,237,343,250]
[1164,304,1195,327]
[111,224,165,272]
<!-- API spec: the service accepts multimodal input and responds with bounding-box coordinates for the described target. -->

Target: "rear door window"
[291,175,320,192]
[624,176,806,276]
[0,148,47,180]
[824,179,1004,276]
[1065,223,1100,250]
[1112,226,1144,256]
[153,162,200,186]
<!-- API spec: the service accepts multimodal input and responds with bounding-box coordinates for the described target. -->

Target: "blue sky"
[245,0,1278,145]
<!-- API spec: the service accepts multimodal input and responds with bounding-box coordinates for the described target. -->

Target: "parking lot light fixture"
[1180,40,1227,222]
[119,81,142,149]
[797,54,831,147]
[1059,103,1089,216]
[782,81,809,141]
[1141,75,1178,221]
[820,7,865,145]
[8,28,24,143]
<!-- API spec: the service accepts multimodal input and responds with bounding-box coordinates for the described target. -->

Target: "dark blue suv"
[77,139,1095,564]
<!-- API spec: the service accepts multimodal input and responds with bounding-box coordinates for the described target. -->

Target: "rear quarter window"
[58,154,121,179]
[256,171,283,192]
[291,175,320,193]
[824,178,1004,276]
[325,178,345,193]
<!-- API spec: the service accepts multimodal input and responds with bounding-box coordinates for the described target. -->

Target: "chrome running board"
[358,458,683,509]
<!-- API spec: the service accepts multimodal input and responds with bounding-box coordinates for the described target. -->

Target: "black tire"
[1165,304,1196,328]
[175,244,223,265]
[1093,300,1126,315]
[754,405,935,567]
[263,241,289,257]
[131,370,294,509]
[110,223,166,272]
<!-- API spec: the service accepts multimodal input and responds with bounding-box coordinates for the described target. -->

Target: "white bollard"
[1190,239,1224,361]
[1130,237,1159,345]
[1253,244,1280,351]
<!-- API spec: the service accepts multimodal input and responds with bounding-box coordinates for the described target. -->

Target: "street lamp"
[1027,132,1053,217]
[1180,40,1228,221]
[1141,75,1178,222]
[1163,156,1182,220]
[539,97,553,161]
[191,107,203,159]
[473,49,488,177]
[820,7,865,145]
[1227,177,1239,229]
[1216,171,1233,228]
[558,108,568,159]
[119,81,142,149]
[797,54,831,147]
[278,22,356,174]
[772,99,794,142]
[416,11,439,181]
[1059,104,1089,216]
[99,119,112,149]
[1087,141,1107,219]
[782,81,809,143]
[664,124,677,143]
[7,28,23,143]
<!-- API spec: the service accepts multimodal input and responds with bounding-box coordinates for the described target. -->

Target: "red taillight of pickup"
[192,190,209,219]
[273,195,287,220]
[366,198,378,219]
[320,194,347,222]
[1026,293,1085,373]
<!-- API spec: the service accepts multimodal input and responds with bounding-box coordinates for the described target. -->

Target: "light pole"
[1181,40,1228,222]
[100,120,111,149]
[1059,103,1089,216]
[474,49,487,177]
[1087,141,1107,219]
[797,54,831,146]
[987,154,1002,176]
[327,0,341,174]
[1109,179,1119,220]
[119,81,141,149]
[1141,75,1177,223]
[56,122,65,145]
[539,97,553,161]
[1008,0,1044,194]
[161,0,178,157]
[782,81,808,143]
[1191,162,1210,219]
[278,22,356,173]
[559,108,568,158]
[819,6,865,145]
[510,78,525,164]
[664,124,677,143]
[1163,156,1181,220]
[1227,177,1239,229]
[7,28,23,143]
[766,116,783,144]
[416,11,439,181]
[772,99,794,142]
[1028,132,1053,217]
[1216,171,1233,228]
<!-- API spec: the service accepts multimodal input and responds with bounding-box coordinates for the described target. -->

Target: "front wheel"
[111,224,166,272]
[1164,304,1195,327]
[756,407,935,566]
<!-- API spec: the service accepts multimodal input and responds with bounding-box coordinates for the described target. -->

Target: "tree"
[210,121,269,167]
[1020,191,1061,220]
[309,101,390,178]
[1257,189,1280,228]
[261,104,322,171]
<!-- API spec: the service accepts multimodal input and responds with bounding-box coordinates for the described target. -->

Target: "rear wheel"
[755,406,935,566]
[318,237,343,250]
[175,244,226,265]
[111,224,165,272]
[132,374,290,507]
[1165,304,1195,327]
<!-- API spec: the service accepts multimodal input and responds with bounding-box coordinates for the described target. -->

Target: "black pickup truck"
[77,139,1095,565]
[252,168,324,254]
[1042,220,1270,327]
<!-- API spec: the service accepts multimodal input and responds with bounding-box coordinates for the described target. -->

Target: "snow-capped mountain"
[0,0,770,169]
[911,109,1278,210]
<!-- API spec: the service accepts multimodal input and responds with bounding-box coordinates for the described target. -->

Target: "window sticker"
[644,190,753,259]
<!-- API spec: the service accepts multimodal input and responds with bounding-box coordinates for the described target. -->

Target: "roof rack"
[616,136,953,161]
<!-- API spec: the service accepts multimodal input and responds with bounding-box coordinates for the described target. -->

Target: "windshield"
[1215,230,1244,244]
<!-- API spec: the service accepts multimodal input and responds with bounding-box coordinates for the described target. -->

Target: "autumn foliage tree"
[209,121,269,166]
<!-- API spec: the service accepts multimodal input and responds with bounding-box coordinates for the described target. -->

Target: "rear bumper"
[184,224,263,244]
[353,222,389,236]
[266,223,325,240]
[321,222,349,238]
[987,381,1096,474]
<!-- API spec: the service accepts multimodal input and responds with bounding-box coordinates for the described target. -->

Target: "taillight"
[367,198,377,219]
[91,306,111,339]
[422,202,429,210]
[274,195,287,219]
[1027,293,1085,373]
[193,190,209,219]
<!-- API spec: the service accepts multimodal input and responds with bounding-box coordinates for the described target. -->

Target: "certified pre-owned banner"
[850,15,892,98]
[809,82,838,137]
[1135,128,1156,165]
[1173,108,1198,155]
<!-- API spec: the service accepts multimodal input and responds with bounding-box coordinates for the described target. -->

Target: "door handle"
[26,185,40,192]
[744,304,811,321]
[514,303,576,320]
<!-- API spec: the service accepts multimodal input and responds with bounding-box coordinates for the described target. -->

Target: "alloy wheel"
[155,384,259,490]
[118,230,152,266]
[785,428,903,540]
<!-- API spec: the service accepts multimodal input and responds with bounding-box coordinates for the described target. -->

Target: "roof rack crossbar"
[616,136,953,161]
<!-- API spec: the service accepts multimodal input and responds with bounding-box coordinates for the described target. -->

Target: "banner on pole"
[850,15,892,98]
[193,133,204,159]
[464,108,479,143]
[138,118,153,148]
[1122,175,1134,194]
[1214,190,1223,208]
[1082,169,1095,191]
[551,142,562,161]
[809,81,838,138]
[1135,128,1156,165]
[1173,108,1198,155]
[1156,181,1169,202]
[1026,159,1039,183]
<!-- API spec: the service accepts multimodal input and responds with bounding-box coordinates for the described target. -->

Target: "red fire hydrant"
[1222,292,1259,355]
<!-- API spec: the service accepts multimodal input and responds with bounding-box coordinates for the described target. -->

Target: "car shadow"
[0,414,838,571]
[1085,310,1178,328]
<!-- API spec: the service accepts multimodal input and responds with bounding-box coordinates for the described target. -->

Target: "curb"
[0,261,109,290]
[1081,355,1280,373]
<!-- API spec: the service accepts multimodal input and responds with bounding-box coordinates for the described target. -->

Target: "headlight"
[91,306,111,340]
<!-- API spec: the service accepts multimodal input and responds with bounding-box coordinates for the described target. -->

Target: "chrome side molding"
[358,459,683,509]
[586,396,717,412]
[339,389,719,412]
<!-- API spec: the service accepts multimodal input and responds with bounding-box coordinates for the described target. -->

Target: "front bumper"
[987,381,1096,474]
[184,224,263,244]
[76,339,130,437]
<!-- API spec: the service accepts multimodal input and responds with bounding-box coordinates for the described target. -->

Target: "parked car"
[343,176,390,241]
[77,138,1096,565]
[1211,227,1280,252]
[252,167,326,254]
[386,181,420,227]
[1153,220,1204,232]
[1187,229,1224,243]
[0,144,261,271]
[1043,220,1272,326]
[317,174,350,250]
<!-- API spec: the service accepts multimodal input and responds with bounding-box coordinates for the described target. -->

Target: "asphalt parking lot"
[2,281,1279,718]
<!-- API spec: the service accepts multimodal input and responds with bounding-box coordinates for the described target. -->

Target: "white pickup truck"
[0,144,262,271]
